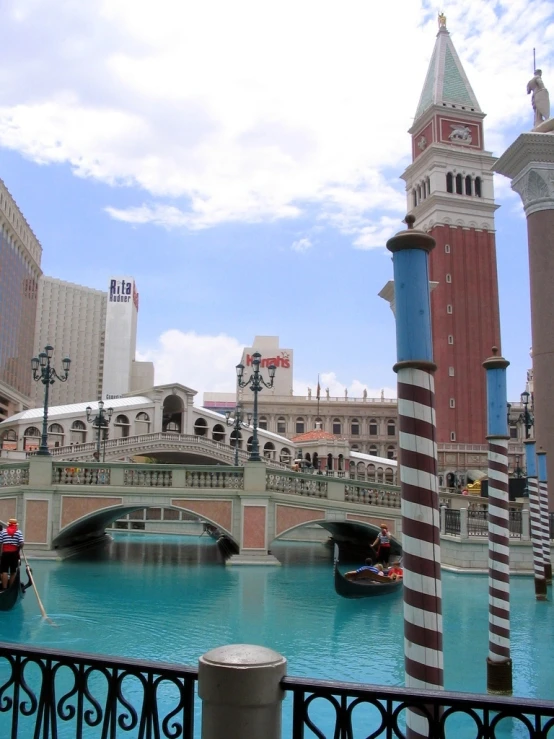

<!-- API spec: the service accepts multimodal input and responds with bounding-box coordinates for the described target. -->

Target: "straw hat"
[8,518,17,524]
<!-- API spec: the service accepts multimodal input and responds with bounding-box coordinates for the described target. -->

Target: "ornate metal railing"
[282,675,554,738]
[266,471,328,498]
[444,508,460,535]
[0,464,29,488]
[0,643,197,739]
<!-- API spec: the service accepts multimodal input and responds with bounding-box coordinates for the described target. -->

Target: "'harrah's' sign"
[110,279,139,310]
[246,354,290,369]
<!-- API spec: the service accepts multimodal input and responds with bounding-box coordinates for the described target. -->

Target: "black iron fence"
[1,643,554,738]
[445,508,460,535]
[467,508,488,536]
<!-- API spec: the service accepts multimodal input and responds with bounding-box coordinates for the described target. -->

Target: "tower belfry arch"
[401,18,501,445]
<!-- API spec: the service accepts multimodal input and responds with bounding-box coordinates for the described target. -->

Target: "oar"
[22,552,57,627]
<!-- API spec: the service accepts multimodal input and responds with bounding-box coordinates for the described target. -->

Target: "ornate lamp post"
[31,345,71,457]
[519,390,534,439]
[236,352,276,462]
[225,405,252,466]
[86,401,113,462]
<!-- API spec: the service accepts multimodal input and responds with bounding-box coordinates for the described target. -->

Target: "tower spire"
[414,15,481,122]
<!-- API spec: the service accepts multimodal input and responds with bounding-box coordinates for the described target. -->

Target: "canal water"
[0,533,552,736]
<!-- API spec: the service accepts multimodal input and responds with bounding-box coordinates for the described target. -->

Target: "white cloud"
[0,0,552,243]
[291,237,312,253]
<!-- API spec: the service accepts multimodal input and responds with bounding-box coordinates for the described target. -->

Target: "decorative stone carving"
[527,70,550,128]
[449,124,472,143]
[512,164,554,216]
[417,135,427,151]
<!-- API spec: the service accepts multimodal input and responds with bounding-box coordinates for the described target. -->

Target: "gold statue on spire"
[438,12,447,28]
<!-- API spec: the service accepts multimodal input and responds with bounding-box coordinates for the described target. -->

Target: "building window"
[387,445,395,460]
[258,416,268,430]
[413,190,417,208]
[295,417,305,435]
[448,335,454,344]
[445,243,451,253]
[465,175,472,195]
[450,398,456,408]
[509,425,518,439]
[446,172,453,193]
[449,366,455,376]
[369,445,378,456]
[475,177,482,197]
[369,419,378,436]
[332,418,342,435]
[277,417,286,435]
[455,173,463,195]
[446,273,452,283]
[447,304,453,314]
[387,420,396,436]
[450,431,456,441]
[351,419,360,436]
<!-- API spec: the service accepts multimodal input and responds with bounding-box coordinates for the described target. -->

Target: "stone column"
[494,131,554,509]
[198,644,286,739]
[386,216,443,739]
[524,440,546,599]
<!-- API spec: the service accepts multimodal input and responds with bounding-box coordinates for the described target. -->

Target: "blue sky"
[1,0,552,403]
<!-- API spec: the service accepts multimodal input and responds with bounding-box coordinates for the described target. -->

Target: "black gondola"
[0,567,31,612]
[333,546,403,599]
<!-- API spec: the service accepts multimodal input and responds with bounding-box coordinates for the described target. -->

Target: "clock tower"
[401,17,501,444]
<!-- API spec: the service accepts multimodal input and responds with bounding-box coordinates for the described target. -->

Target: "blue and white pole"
[387,215,442,739]
[536,450,552,585]
[482,348,512,694]
[525,440,546,599]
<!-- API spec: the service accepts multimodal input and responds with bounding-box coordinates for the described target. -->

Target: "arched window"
[369,419,378,436]
[304,452,311,465]
[212,424,225,442]
[387,420,396,436]
[70,420,87,445]
[327,453,333,470]
[427,177,431,195]
[332,418,341,435]
[295,417,305,434]
[23,426,40,451]
[446,172,453,193]
[455,174,463,194]
[1,429,16,441]
[48,423,64,447]
[351,444,359,451]
[135,412,150,434]
[258,416,268,430]
[367,464,376,482]
[115,415,130,439]
[194,418,208,437]
[166,421,179,431]
[369,444,378,456]
[351,419,360,436]
[465,175,472,195]
[247,436,254,454]
[385,468,394,484]
[0,429,17,449]
[475,176,482,197]
[280,447,291,464]
[314,417,323,430]
[376,467,384,483]
[357,461,366,479]
[312,452,319,470]
[230,429,242,448]
[413,189,417,208]
[338,454,344,471]
[277,417,287,435]
[387,445,396,460]
[263,441,275,460]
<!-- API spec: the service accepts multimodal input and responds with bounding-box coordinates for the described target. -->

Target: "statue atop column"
[325,387,330,399]
[527,70,550,127]
[438,12,447,29]
[363,388,367,400]
[307,387,312,399]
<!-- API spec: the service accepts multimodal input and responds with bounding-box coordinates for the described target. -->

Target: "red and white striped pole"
[483,348,512,694]
[387,216,442,738]
[536,450,552,585]
[524,440,547,600]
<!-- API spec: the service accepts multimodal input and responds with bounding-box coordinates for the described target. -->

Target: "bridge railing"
[0,642,553,739]
[0,462,29,488]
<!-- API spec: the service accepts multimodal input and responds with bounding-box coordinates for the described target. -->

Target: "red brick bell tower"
[401,16,501,445]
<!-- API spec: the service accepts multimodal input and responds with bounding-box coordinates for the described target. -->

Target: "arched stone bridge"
[0,458,420,560]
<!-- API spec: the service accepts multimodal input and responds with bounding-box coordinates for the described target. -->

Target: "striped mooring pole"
[536,450,552,585]
[525,440,547,599]
[483,348,512,694]
[387,215,443,739]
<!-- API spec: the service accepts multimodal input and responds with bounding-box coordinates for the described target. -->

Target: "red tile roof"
[291,429,341,443]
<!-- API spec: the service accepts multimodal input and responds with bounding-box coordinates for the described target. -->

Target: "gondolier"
[372,524,391,565]
[0,519,24,590]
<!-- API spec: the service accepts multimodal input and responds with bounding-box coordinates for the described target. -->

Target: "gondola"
[333,546,403,599]
[0,566,31,611]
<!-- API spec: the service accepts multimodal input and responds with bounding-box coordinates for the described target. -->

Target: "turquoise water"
[0,534,552,736]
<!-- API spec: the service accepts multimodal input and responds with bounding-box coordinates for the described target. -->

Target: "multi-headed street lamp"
[225,405,252,466]
[31,345,71,456]
[86,401,114,462]
[519,390,534,439]
[236,352,276,462]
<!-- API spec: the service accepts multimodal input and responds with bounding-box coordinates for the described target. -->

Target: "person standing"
[372,524,391,565]
[0,518,24,589]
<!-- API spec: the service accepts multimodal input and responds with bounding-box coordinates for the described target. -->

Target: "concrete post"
[460,508,469,540]
[243,462,268,493]
[198,644,287,739]
[28,457,54,487]
[521,509,530,541]
[440,505,447,535]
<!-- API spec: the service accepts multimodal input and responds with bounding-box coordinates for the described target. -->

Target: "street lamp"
[513,454,524,478]
[31,345,71,456]
[86,401,114,462]
[236,352,276,462]
[519,390,534,439]
[225,405,252,466]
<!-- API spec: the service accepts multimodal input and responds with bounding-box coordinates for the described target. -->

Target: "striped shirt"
[0,528,24,552]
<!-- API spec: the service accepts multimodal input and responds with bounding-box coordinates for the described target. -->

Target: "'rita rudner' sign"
[110,279,139,310]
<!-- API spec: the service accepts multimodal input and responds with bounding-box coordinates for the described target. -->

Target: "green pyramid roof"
[414,24,481,121]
